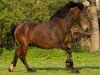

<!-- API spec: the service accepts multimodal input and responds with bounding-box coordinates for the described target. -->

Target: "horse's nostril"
[86,28,88,30]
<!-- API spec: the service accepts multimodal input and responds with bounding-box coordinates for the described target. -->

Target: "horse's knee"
[66,47,72,54]
[19,45,28,62]
[15,49,21,57]
[65,47,73,68]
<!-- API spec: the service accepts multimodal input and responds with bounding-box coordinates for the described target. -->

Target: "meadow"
[0,47,100,75]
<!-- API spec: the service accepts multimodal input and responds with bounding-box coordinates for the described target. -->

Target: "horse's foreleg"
[20,45,35,72]
[65,43,79,73]
[8,47,21,72]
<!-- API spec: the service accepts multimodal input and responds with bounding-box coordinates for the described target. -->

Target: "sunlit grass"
[0,47,100,75]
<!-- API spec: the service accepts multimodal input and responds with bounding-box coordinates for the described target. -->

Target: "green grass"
[0,47,100,75]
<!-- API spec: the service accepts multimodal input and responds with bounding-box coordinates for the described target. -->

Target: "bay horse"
[8,2,89,73]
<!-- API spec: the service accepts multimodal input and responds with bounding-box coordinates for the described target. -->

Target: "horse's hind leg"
[19,44,35,72]
[8,46,21,72]
[8,36,35,72]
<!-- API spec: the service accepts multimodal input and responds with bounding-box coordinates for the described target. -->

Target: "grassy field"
[0,47,100,75]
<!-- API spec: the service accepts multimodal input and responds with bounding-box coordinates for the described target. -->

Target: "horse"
[8,2,90,73]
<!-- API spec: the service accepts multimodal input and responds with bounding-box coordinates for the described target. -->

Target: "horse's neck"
[58,15,73,33]
[63,15,73,28]
[61,10,78,32]
[50,16,73,33]
[62,8,80,30]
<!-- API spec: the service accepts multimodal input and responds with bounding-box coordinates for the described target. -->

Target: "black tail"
[11,24,17,40]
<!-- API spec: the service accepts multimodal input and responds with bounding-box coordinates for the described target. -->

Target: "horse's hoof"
[28,68,36,72]
[8,64,15,72]
[8,67,13,72]
[72,68,80,73]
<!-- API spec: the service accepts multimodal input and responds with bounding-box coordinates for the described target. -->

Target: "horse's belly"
[32,40,56,49]
[29,27,57,48]
[30,34,56,48]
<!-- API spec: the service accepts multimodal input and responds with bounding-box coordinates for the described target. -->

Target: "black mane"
[50,1,84,20]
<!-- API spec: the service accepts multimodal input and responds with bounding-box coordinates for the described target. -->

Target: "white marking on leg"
[8,64,15,72]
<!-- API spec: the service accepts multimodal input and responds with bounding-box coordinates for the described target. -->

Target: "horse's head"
[70,2,90,30]
[50,1,90,31]
[78,8,90,30]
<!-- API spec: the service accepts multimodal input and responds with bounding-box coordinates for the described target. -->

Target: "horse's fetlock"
[8,64,15,72]
[66,59,73,67]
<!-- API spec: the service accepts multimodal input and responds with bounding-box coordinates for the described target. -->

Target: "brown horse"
[8,2,89,73]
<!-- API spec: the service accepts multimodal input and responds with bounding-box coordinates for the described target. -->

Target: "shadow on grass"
[32,67,68,71]
[77,66,100,70]
[32,66,100,71]
[6,66,100,73]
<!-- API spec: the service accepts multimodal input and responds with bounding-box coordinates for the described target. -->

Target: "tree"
[96,0,99,10]
[87,0,100,52]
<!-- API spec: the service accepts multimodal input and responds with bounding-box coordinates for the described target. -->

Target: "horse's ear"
[70,7,78,11]
[85,6,89,9]
[83,1,90,9]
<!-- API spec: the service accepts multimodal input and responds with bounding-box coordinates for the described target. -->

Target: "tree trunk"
[96,0,99,10]
[87,0,100,52]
